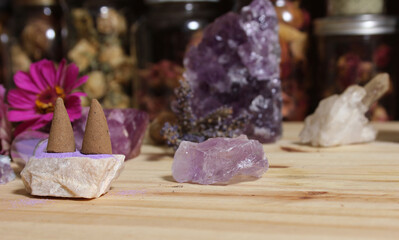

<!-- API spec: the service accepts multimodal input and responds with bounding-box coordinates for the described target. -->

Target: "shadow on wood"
[13,188,97,201]
[145,153,174,161]
[376,130,399,143]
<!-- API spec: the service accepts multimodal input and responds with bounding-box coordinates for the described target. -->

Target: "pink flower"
[7,59,88,135]
[0,85,12,155]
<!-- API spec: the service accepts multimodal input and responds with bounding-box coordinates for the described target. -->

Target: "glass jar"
[10,0,64,76]
[386,0,399,16]
[0,1,11,88]
[66,0,137,108]
[133,0,225,120]
[232,0,251,12]
[273,0,310,120]
[328,0,385,16]
[314,14,399,120]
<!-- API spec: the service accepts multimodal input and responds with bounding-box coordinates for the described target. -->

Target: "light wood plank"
[0,122,398,239]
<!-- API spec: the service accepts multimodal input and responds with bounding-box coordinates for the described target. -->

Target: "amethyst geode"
[73,108,149,160]
[172,135,268,185]
[184,0,282,143]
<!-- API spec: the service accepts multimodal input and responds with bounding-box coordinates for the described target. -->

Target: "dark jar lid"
[315,14,398,36]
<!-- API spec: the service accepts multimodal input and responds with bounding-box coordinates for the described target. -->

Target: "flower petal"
[69,75,88,93]
[13,113,53,136]
[39,60,57,87]
[29,60,53,90]
[63,63,80,93]
[69,91,87,98]
[0,84,5,96]
[56,59,67,87]
[13,71,41,94]
[8,110,40,122]
[13,120,36,136]
[7,89,36,109]
[65,95,83,121]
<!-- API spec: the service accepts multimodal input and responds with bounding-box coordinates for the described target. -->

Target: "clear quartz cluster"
[184,0,282,143]
[172,135,268,185]
[300,74,390,147]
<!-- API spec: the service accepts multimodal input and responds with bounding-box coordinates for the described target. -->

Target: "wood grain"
[1,122,398,240]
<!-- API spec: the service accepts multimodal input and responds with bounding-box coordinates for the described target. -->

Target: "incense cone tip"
[47,98,76,153]
[81,99,112,154]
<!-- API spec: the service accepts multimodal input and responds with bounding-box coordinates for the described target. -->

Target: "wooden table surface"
[1,122,399,240]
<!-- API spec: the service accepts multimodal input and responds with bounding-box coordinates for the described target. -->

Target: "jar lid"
[315,15,398,36]
[145,0,218,4]
[14,0,57,6]
[328,0,385,16]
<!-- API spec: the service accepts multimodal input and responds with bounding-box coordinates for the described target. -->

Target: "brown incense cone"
[47,98,76,153]
[81,99,112,154]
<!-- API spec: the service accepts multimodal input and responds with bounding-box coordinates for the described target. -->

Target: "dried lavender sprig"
[161,122,181,151]
[171,79,196,133]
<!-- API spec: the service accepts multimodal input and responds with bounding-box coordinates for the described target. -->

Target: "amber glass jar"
[10,0,64,76]
[315,15,399,120]
[273,0,310,121]
[133,0,225,120]
[0,1,11,88]
[65,0,138,108]
[386,0,399,16]
[232,0,251,11]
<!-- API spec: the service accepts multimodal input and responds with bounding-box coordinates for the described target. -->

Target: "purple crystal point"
[0,155,16,184]
[239,0,280,79]
[184,0,282,143]
[73,108,149,160]
[11,130,49,167]
[172,135,268,185]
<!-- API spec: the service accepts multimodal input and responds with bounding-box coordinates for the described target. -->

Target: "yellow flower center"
[35,86,65,114]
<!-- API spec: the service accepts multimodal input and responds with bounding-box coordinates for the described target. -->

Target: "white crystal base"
[21,155,125,199]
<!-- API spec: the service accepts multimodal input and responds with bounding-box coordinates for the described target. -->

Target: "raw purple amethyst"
[0,155,16,184]
[11,130,49,167]
[73,108,149,160]
[184,0,282,143]
[172,135,268,185]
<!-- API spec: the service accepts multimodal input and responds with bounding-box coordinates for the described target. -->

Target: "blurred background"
[0,0,398,121]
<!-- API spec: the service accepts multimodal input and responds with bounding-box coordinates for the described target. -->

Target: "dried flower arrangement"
[68,7,132,108]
